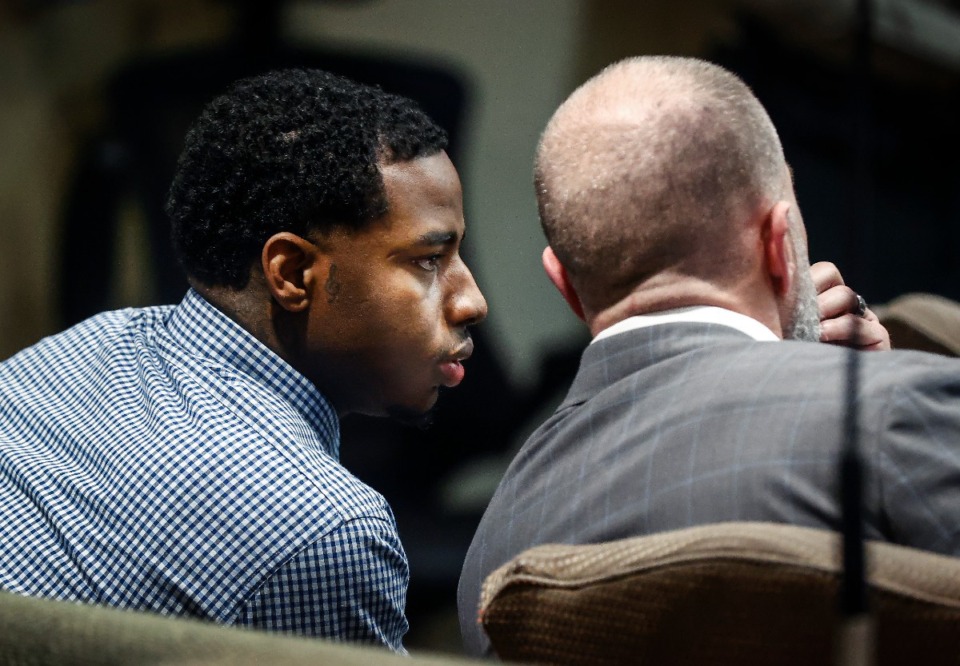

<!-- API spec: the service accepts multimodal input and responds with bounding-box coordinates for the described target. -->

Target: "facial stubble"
[783,232,822,343]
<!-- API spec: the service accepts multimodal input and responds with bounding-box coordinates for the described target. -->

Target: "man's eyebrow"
[412,230,460,246]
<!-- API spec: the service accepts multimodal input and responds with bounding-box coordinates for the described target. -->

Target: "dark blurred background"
[1,0,959,655]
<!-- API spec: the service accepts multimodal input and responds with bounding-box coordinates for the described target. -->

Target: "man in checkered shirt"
[0,69,487,652]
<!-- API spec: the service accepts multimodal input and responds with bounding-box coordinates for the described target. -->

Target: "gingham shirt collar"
[167,288,340,459]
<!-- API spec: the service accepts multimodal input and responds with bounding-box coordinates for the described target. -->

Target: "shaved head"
[535,56,790,312]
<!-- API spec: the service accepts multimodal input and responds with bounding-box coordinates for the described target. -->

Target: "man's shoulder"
[591,323,960,381]
[774,342,960,393]
[0,305,173,410]
[556,335,960,446]
[3,305,171,362]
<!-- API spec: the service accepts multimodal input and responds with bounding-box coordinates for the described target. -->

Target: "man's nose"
[447,259,488,327]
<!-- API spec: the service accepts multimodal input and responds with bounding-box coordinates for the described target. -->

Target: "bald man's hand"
[812,261,890,351]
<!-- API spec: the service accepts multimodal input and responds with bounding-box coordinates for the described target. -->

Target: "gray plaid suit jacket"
[458,322,960,656]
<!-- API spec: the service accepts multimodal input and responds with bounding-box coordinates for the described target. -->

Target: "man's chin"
[385,402,437,430]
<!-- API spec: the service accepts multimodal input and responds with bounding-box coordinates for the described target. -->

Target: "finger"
[817,284,862,320]
[860,307,880,324]
[810,261,843,295]
[820,314,891,351]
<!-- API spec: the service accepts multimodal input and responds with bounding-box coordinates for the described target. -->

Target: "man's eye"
[415,255,442,272]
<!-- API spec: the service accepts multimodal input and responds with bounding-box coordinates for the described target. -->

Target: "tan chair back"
[480,522,960,665]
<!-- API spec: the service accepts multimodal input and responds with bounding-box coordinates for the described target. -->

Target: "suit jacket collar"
[560,322,767,410]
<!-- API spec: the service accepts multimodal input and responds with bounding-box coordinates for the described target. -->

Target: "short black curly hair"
[166,68,448,288]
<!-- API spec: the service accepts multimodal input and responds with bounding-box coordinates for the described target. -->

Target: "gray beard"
[783,249,822,343]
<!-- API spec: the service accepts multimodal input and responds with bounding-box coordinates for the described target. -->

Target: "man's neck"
[192,281,288,359]
[586,279,784,340]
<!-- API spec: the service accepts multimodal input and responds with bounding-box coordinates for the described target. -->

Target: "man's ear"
[261,232,320,313]
[542,246,586,321]
[763,201,796,299]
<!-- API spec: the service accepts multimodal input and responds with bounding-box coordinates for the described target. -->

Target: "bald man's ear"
[542,246,586,321]
[261,232,320,313]
[763,201,796,299]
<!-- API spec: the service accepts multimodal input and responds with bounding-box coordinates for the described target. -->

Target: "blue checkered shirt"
[0,289,408,651]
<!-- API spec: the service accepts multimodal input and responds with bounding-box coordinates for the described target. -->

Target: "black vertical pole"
[837,5,874,664]
[839,350,867,610]
[847,0,876,293]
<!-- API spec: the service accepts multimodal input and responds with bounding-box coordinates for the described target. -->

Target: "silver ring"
[855,294,868,318]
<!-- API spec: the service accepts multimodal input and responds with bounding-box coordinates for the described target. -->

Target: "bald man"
[458,56,960,656]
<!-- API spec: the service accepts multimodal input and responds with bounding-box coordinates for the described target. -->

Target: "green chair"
[0,590,477,666]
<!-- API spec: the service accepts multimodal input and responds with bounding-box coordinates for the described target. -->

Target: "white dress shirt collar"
[592,305,780,344]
